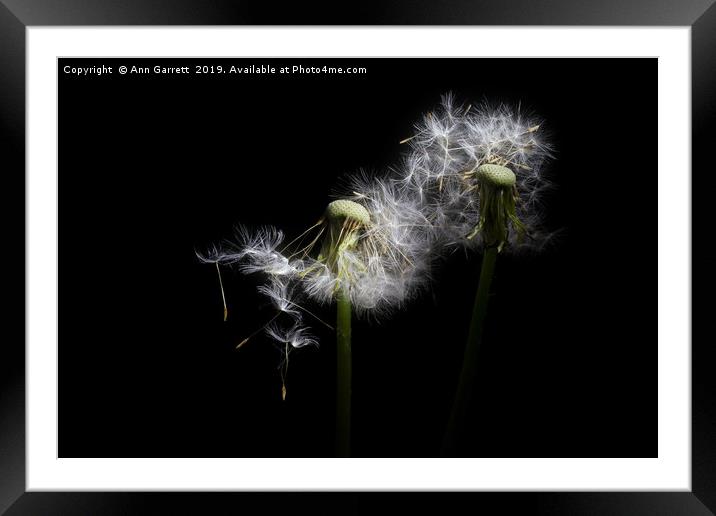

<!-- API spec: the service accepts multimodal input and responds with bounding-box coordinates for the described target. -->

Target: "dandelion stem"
[336,285,352,457]
[441,245,498,456]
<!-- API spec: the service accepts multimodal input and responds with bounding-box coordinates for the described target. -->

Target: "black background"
[58,58,656,458]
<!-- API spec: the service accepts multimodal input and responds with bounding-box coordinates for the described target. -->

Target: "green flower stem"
[336,285,352,457]
[442,245,498,456]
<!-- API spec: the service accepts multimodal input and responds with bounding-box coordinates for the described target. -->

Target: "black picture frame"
[1,2,710,514]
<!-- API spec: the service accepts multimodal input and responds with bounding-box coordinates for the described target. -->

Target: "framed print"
[1,1,711,514]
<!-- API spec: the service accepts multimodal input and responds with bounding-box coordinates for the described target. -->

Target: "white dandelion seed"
[256,276,301,318]
[265,320,319,349]
[265,318,319,401]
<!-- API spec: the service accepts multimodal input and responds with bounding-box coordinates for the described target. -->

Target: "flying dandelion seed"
[265,320,319,401]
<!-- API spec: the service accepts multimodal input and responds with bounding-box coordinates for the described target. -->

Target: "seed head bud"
[476,164,516,188]
[325,199,371,226]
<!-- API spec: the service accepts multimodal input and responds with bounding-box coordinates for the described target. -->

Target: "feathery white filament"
[266,320,319,349]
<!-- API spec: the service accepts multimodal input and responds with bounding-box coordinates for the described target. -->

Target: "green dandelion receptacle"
[477,163,516,188]
[325,199,371,225]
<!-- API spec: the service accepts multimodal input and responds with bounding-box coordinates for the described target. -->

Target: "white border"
[27,27,691,491]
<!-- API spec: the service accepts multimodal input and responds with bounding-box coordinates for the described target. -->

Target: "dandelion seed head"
[397,94,553,253]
